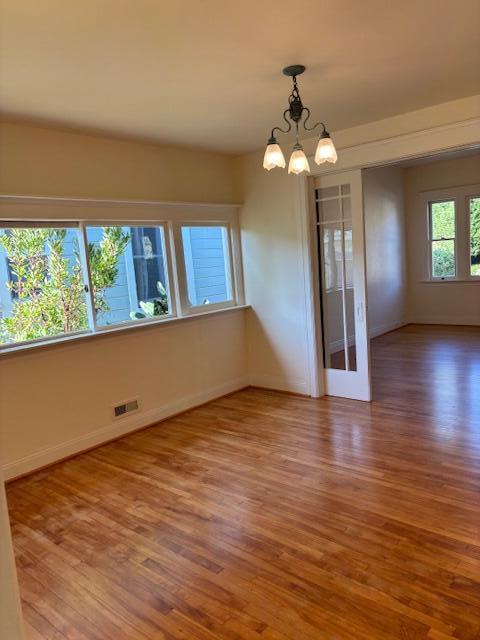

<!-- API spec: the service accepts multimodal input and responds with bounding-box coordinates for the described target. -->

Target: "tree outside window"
[470,197,480,276]
[0,227,129,344]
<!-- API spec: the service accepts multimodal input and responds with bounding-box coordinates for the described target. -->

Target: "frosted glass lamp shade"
[314,134,338,164]
[288,143,310,175]
[263,140,286,170]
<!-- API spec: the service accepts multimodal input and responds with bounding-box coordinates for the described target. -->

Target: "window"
[316,184,353,292]
[0,206,243,351]
[85,225,171,327]
[469,196,480,276]
[180,225,233,309]
[315,182,357,372]
[131,227,167,303]
[0,225,89,345]
[322,226,343,291]
[424,187,480,283]
[429,200,456,279]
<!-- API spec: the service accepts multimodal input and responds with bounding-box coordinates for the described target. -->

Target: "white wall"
[0,121,247,479]
[1,100,479,475]
[0,476,25,640]
[1,310,247,478]
[239,161,312,394]
[363,166,407,337]
[405,152,480,325]
[0,120,240,203]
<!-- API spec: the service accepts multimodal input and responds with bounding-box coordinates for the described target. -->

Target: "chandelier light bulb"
[314,132,338,165]
[288,143,310,175]
[263,137,286,170]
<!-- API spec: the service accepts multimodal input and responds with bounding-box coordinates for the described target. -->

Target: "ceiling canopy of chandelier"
[263,65,338,175]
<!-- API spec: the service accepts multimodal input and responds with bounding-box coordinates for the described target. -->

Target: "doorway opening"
[312,146,480,404]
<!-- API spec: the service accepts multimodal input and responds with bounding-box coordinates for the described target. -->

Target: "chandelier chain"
[269,72,325,138]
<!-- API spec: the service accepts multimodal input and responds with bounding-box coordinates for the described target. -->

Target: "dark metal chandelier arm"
[270,108,293,140]
[302,107,327,133]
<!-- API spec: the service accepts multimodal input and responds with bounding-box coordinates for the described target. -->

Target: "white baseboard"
[369,319,407,339]
[248,373,309,396]
[2,377,248,481]
[328,320,407,352]
[409,316,480,326]
[328,336,353,352]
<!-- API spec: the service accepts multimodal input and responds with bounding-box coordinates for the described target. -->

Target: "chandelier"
[263,65,338,174]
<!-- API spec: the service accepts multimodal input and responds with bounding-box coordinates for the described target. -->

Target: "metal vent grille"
[114,399,139,417]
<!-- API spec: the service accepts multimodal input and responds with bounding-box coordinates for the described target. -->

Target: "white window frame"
[421,184,480,283]
[428,198,457,281]
[467,194,480,279]
[172,220,238,316]
[0,196,245,353]
[81,221,176,330]
[0,220,92,349]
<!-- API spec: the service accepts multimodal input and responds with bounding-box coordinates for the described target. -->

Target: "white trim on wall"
[3,376,248,481]
[369,320,407,339]
[247,373,310,396]
[327,320,406,353]
[0,195,241,221]
[307,118,480,176]
[0,197,246,353]
[409,315,480,326]
[296,117,480,397]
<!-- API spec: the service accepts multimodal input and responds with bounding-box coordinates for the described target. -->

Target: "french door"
[313,169,371,401]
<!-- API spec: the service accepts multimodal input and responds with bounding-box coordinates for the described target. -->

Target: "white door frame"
[314,169,372,401]
[295,117,480,397]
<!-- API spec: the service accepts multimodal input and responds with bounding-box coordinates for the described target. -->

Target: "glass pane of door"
[316,184,357,372]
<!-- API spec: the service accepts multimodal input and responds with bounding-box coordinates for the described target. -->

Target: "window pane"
[431,201,455,239]
[317,220,357,372]
[316,198,341,223]
[130,227,167,301]
[320,223,343,291]
[432,239,455,278]
[342,196,351,221]
[181,226,232,307]
[0,227,88,345]
[470,197,480,276]
[86,226,170,326]
[316,185,339,200]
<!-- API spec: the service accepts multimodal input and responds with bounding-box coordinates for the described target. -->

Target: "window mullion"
[77,221,98,333]
[166,222,183,318]
[224,224,237,304]
[456,196,468,279]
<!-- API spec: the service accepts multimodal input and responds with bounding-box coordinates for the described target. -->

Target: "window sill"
[0,304,250,358]
[419,279,480,284]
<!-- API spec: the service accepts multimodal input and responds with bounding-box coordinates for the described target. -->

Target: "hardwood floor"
[7,324,480,639]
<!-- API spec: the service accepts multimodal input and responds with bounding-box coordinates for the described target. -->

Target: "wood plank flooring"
[6,324,480,639]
